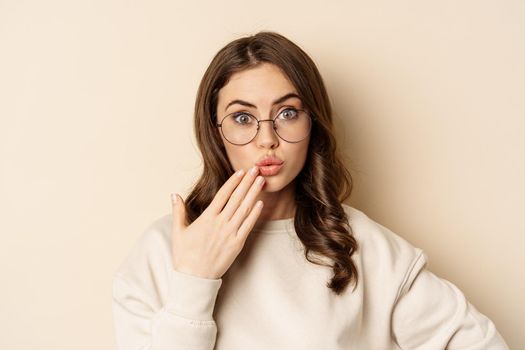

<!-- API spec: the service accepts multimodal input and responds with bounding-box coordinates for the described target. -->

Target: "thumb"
[170,193,187,231]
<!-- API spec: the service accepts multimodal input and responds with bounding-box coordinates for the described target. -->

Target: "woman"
[112,31,508,349]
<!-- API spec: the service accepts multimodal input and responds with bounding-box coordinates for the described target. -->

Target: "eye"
[278,108,299,120]
[232,112,255,125]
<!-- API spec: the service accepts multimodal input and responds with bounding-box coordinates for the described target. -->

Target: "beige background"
[1,0,523,349]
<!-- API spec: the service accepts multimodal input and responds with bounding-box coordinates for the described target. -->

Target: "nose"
[256,119,279,149]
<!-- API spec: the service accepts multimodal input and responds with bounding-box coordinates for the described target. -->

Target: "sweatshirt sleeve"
[111,215,223,350]
[391,251,509,350]
[112,268,222,350]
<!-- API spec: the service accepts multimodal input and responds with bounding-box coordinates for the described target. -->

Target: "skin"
[216,63,311,221]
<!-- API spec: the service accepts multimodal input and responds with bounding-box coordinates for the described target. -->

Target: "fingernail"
[237,169,245,177]
[250,166,258,175]
[171,193,179,205]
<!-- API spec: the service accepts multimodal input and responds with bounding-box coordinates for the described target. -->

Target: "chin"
[260,176,293,193]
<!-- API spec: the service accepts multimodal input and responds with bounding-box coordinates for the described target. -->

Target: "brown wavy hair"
[184,31,358,295]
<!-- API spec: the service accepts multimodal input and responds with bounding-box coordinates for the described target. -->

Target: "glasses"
[215,108,313,145]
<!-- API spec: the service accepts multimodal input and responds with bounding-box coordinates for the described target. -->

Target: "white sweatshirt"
[111,204,508,349]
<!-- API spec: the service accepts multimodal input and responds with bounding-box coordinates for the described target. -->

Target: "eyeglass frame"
[214,108,315,146]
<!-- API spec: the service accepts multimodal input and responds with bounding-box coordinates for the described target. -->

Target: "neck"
[255,180,296,221]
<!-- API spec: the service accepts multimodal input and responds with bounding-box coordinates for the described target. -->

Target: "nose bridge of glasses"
[256,118,278,138]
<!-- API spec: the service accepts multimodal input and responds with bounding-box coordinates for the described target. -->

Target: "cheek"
[298,136,311,161]
[287,142,310,175]
[222,145,237,169]
[223,144,251,171]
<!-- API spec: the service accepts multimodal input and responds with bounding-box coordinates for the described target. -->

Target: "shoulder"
[341,203,423,258]
[113,212,174,287]
[341,204,427,295]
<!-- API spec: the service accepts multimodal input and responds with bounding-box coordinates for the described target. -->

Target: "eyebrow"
[224,92,301,112]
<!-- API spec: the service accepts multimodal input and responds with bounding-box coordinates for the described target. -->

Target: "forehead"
[217,63,298,106]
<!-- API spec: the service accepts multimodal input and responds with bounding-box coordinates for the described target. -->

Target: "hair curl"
[184,31,358,295]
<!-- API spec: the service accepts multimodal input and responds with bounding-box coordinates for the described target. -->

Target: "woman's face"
[216,62,311,194]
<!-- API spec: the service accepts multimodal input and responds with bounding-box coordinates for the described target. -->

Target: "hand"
[170,166,265,279]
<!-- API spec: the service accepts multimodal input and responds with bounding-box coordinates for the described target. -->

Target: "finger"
[171,193,186,231]
[229,175,265,229]
[236,200,264,243]
[221,166,260,221]
[205,169,245,215]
